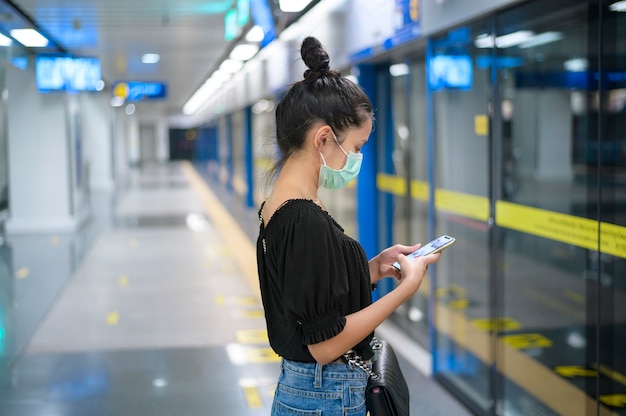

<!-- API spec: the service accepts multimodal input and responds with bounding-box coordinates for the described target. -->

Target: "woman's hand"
[369,243,422,284]
[394,251,441,294]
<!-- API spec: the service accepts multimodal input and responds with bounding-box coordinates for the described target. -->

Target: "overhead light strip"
[183,0,326,116]
[278,0,313,12]
[518,31,563,48]
[246,25,265,42]
[0,33,12,47]
[610,1,626,12]
[230,44,259,61]
[10,28,48,47]
[142,53,160,64]
[475,31,569,49]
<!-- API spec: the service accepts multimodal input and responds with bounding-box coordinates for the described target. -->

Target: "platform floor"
[0,162,471,416]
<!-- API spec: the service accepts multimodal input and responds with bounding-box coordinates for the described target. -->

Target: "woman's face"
[323,118,372,170]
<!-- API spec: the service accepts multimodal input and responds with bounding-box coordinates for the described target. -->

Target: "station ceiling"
[9,0,257,116]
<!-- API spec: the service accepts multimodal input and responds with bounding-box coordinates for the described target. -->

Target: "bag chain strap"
[342,338,382,380]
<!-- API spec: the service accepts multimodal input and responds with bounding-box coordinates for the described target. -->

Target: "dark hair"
[270,36,373,177]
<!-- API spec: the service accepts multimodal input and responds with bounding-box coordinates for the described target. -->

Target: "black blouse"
[256,199,374,362]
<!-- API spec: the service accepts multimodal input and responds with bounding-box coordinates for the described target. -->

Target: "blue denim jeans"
[272,358,368,416]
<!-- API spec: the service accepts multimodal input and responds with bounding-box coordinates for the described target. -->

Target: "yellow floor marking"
[555,366,597,378]
[181,162,260,300]
[595,364,626,386]
[564,290,586,304]
[203,261,213,270]
[106,311,120,326]
[247,347,280,363]
[214,295,226,306]
[242,385,263,408]
[51,237,60,246]
[435,284,466,298]
[471,317,522,332]
[501,333,553,349]
[16,267,29,279]
[118,275,129,287]
[236,329,269,344]
[600,394,626,408]
[241,310,264,318]
[233,296,258,306]
[448,299,469,310]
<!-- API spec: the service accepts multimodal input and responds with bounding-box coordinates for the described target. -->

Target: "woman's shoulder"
[264,198,328,229]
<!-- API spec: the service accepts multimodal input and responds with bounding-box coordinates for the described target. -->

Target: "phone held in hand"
[392,235,455,271]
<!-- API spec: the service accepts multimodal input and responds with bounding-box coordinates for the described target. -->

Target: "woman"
[256,37,440,416]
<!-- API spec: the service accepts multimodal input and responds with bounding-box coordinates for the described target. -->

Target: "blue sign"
[113,81,167,101]
[250,0,276,47]
[428,54,473,91]
[396,0,420,29]
[384,0,422,50]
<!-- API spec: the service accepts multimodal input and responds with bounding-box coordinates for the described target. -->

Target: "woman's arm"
[309,251,440,364]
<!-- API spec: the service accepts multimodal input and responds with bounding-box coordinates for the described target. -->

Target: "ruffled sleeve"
[278,203,349,345]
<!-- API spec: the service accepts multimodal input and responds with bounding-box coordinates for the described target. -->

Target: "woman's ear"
[312,125,332,151]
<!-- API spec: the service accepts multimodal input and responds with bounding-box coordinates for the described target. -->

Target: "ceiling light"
[183,95,207,115]
[125,103,136,115]
[10,28,48,47]
[220,59,243,74]
[153,378,168,388]
[389,63,409,77]
[495,30,534,48]
[566,332,586,348]
[278,0,313,12]
[203,78,222,90]
[519,32,563,48]
[142,53,160,64]
[610,1,626,11]
[564,58,588,72]
[111,96,125,107]
[344,74,358,85]
[230,44,259,61]
[246,25,265,42]
[474,31,535,49]
[474,34,495,48]
[0,33,12,47]
[252,99,273,114]
[211,69,231,84]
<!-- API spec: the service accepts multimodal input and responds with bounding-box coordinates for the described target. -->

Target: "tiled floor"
[0,162,472,416]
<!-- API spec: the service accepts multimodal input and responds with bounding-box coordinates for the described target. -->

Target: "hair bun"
[301,37,330,76]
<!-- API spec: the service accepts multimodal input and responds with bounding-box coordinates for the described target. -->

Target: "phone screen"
[392,235,455,271]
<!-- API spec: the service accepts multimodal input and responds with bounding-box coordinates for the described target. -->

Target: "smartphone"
[392,235,455,271]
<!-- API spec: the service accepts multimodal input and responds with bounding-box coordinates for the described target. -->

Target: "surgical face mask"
[318,132,363,189]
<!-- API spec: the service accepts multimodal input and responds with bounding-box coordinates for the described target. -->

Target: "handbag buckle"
[343,349,358,370]
[371,338,383,350]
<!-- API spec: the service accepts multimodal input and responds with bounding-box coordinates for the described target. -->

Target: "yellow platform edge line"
[181,162,261,301]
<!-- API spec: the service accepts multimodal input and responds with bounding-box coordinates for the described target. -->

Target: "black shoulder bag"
[344,339,410,416]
